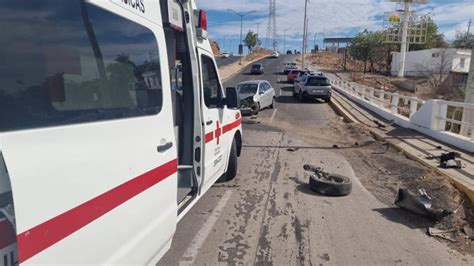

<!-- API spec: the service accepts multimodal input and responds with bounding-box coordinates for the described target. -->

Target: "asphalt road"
[159,55,472,265]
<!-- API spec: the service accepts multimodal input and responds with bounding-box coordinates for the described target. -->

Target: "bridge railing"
[327,74,474,152]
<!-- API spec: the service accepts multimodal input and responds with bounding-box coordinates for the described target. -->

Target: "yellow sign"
[389,12,401,23]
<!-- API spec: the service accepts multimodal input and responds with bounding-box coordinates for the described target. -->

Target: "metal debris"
[395,188,452,220]
[463,225,474,240]
[439,152,462,169]
[428,228,458,242]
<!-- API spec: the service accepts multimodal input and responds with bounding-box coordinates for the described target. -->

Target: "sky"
[196,0,474,54]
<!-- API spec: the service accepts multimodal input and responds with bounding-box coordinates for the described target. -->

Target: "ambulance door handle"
[157,142,173,153]
[206,120,213,125]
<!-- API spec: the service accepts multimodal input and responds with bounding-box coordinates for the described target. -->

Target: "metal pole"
[398,1,410,78]
[302,0,308,69]
[223,35,227,51]
[283,30,286,53]
[314,33,317,52]
[239,15,243,65]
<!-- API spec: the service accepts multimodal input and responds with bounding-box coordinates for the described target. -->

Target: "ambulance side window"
[0,1,163,132]
[201,55,222,108]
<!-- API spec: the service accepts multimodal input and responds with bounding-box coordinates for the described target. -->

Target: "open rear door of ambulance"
[0,1,177,264]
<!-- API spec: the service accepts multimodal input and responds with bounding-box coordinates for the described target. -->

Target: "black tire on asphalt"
[221,139,238,182]
[269,97,275,109]
[308,173,352,196]
[325,97,332,103]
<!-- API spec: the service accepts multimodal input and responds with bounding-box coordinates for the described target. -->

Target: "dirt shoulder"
[309,52,464,101]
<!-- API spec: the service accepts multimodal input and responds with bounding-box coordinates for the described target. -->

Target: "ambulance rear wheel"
[222,139,238,182]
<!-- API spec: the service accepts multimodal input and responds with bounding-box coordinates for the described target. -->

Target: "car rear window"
[307,77,330,86]
[252,64,262,69]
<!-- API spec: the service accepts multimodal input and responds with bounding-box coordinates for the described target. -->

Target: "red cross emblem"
[214,121,222,145]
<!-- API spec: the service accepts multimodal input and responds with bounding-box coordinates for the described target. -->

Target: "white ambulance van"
[0,0,243,264]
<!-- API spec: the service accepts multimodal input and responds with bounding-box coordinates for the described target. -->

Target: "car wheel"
[220,139,238,182]
[325,97,331,103]
[308,173,352,196]
[269,97,275,109]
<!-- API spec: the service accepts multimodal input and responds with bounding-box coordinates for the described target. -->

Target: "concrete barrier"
[327,74,474,153]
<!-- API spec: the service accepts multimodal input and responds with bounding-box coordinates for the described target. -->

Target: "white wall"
[452,49,471,73]
[391,48,471,76]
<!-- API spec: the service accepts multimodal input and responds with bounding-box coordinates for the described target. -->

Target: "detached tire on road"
[309,173,352,196]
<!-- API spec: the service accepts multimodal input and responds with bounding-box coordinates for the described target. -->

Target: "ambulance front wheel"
[222,138,238,182]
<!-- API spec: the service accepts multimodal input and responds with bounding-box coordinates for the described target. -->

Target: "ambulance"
[0,0,243,264]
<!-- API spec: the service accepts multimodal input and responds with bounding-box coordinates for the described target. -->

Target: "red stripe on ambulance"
[17,159,178,263]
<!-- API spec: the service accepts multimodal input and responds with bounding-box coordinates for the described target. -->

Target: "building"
[391,48,471,78]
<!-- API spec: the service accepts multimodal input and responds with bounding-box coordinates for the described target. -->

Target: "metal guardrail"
[327,74,474,142]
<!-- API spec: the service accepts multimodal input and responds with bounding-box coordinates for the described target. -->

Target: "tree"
[243,30,260,54]
[453,31,474,49]
[416,49,459,99]
[349,30,386,73]
[410,19,448,51]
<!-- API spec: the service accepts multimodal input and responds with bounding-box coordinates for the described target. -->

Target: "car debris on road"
[394,188,452,220]
[428,228,458,242]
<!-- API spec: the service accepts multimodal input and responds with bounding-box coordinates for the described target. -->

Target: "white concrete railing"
[327,74,474,152]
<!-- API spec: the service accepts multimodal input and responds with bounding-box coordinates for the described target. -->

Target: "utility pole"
[302,0,309,70]
[223,35,227,51]
[398,1,410,78]
[227,9,256,65]
[466,19,472,40]
[314,33,317,52]
[468,19,472,35]
[283,29,287,53]
[257,22,261,49]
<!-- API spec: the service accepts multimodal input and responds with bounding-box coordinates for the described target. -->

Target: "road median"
[218,53,270,82]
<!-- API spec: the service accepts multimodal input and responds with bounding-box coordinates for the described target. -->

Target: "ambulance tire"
[222,139,238,182]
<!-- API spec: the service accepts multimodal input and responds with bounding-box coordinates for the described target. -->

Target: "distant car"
[286,50,293,54]
[222,52,230,58]
[283,62,298,74]
[250,63,265,75]
[293,74,332,102]
[237,80,276,115]
[287,70,306,83]
[271,51,280,58]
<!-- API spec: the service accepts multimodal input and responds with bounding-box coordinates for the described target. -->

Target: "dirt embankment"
[310,52,462,101]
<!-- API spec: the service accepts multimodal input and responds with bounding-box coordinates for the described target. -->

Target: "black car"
[286,50,293,54]
[250,64,265,75]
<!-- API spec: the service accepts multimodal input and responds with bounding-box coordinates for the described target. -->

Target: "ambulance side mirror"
[225,87,240,109]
